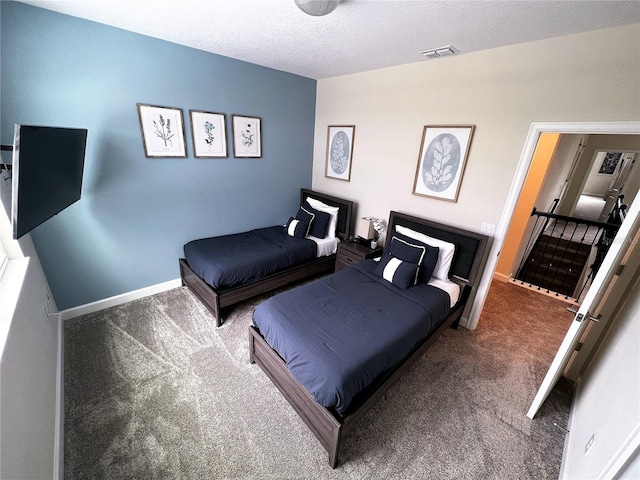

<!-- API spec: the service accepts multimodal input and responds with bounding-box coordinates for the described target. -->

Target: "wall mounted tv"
[4,124,88,239]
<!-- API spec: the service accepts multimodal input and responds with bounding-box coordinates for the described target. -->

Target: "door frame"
[465,121,640,330]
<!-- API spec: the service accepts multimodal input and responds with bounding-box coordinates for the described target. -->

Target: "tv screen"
[9,124,87,239]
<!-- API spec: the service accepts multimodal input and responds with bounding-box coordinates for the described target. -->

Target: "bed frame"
[179,188,353,327]
[249,211,488,467]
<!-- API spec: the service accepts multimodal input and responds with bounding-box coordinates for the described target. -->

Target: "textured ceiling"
[19,0,640,79]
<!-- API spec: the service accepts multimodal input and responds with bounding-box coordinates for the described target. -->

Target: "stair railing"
[514,207,622,301]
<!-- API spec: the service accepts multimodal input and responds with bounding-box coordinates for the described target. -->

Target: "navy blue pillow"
[387,231,439,283]
[389,235,426,264]
[295,205,315,229]
[302,201,331,238]
[374,255,419,290]
[418,243,439,283]
[285,217,309,238]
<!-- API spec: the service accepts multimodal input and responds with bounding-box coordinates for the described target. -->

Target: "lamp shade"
[294,0,339,16]
[356,217,376,240]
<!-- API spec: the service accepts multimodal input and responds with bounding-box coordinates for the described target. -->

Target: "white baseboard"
[55,278,181,478]
[492,272,511,283]
[59,278,182,321]
[598,423,640,480]
[54,316,64,480]
[559,380,639,480]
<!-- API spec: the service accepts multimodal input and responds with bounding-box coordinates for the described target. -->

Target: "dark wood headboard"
[300,189,354,241]
[387,211,488,286]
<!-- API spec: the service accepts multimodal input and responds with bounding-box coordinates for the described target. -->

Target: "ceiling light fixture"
[419,45,459,59]
[294,0,339,16]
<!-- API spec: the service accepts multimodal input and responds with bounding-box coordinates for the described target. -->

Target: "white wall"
[618,452,640,479]
[0,194,60,479]
[623,154,640,205]
[561,272,640,479]
[582,150,640,204]
[537,135,584,214]
[559,135,640,216]
[583,151,619,197]
[312,23,640,327]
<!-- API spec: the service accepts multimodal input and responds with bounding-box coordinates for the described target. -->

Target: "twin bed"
[250,210,487,467]
[180,192,488,467]
[180,189,353,326]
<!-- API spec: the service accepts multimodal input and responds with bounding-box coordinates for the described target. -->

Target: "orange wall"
[495,133,561,278]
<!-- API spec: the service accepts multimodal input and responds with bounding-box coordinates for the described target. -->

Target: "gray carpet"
[64,279,572,479]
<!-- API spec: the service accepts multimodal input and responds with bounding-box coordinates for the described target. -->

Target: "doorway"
[467,122,640,332]
[466,122,640,417]
[463,122,640,480]
[501,136,638,305]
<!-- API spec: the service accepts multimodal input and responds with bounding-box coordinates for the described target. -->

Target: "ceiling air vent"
[419,45,459,59]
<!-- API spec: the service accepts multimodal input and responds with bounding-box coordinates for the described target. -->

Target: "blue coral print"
[329,131,350,175]
[422,133,461,192]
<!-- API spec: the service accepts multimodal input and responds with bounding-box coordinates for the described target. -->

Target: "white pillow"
[396,225,456,281]
[306,197,340,238]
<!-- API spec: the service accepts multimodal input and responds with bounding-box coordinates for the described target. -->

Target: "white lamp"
[294,0,339,16]
[356,217,376,241]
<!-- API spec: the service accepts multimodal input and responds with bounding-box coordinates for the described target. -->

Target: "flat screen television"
[4,124,88,239]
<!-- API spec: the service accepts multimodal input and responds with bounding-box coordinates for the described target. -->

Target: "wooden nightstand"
[335,241,384,272]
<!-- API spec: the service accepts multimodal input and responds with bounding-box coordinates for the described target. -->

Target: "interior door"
[526,193,640,419]
[599,152,637,222]
[562,225,640,381]
[599,188,620,223]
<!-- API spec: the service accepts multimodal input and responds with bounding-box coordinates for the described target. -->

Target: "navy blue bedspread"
[252,259,450,415]
[184,226,317,289]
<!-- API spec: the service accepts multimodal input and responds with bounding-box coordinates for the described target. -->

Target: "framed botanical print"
[413,125,475,202]
[232,115,261,158]
[137,103,187,158]
[190,110,227,158]
[325,125,355,181]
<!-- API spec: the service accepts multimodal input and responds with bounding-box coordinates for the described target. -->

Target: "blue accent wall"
[0,2,317,309]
